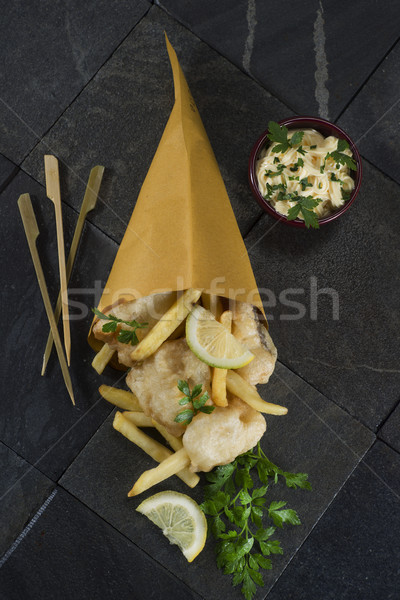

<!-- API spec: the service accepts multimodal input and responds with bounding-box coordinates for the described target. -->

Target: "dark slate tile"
[0,170,123,480]
[0,442,54,557]
[0,487,199,600]
[156,0,400,121]
[0,0,150,164]
[338,39,400,186]
[0,154,17,192]
[21,5,292,243]
[379,402,400,454]
[244,159,400,431]
[266,441,400,600]
[60,361,373,599]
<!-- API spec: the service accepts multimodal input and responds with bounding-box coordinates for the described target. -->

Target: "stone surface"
[0,442,54,557]
[338,39,400,186]
[156,0,400,121]
[244,159,400,431]
[0,487,200,600]
[266,441,400,600]
[0,170,122,480]
[60,361,373,599]
[21,5,293,243]
[379,403,400,455]
[0,154,17,193]
[0,0,150,163]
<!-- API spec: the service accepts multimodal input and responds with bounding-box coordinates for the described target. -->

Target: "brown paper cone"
[89,35,264,351]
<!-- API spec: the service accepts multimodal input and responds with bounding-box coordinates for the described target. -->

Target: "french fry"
[113,413,198,490]
[130,288,202,362]
[114,412,170,461]
[211,310,232,407]
[92,343,115,374]
[226,371,288,415]
[99,385,142,411]
[152,419,183,452]
[123,412,154,428]
[201,292,223,319]
[128,447,191,497]
[152,420,200,487]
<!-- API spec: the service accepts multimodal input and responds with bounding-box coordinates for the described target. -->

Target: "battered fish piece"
[93,292,176,367]
[183,397,266,472]
[126,338,211,437]
[231,301,277,385]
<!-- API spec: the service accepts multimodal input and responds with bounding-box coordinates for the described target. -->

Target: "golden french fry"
[114,412,170,461]
[152,420,200,487]
[99,385,142,411]
[212,310,233,407]
[128,447,191,497]
[123,412,153,428]
[201,292,223,319]
[130,288,202,362]
[152,420,183,452]
[92,343,115,374]
[113,413,198,491]
[226,371,288,415]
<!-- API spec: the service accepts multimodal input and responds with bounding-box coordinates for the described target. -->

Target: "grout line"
[0,489,58,568]
[50,483,205,600]
[19,5,153,167]
[275,359,376,432]
[334,34,400,124]
[155,1,298,116]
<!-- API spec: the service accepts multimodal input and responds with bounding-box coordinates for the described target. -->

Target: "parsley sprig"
[286,194,322,229]
[92,308,148,346]
[267,121,305,154]
[174,380,214,425]
[321,139,357,173]
[201,443,311,600]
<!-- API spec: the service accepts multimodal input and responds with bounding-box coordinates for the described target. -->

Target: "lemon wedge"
[186,305,254,369]
[136,491,207,562]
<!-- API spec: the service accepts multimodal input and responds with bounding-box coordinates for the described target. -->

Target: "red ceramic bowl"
[248,116,362,228]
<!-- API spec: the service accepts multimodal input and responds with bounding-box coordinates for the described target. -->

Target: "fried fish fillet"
[126,338,211,437]
[231,301,277,385]
[92,292,176,367]
[183,397,266,472]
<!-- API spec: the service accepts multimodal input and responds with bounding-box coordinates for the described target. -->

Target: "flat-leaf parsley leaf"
[92,308,148,346]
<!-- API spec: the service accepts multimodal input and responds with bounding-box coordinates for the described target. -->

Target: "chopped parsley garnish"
[297,145,307,156]
[330,172,343,183]
[264,182,286,199]
[92,308,148,346]
[264,163,285,178]
[342,189,352,202]
[289,157,304,172]
[310,144,317,149]
[174,380,214,425]
[300,177,312,191]
[201,443,311,600]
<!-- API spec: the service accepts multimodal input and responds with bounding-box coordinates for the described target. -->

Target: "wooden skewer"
[41,166,104,374]
[44,155,71,365]
[18,194,75,405]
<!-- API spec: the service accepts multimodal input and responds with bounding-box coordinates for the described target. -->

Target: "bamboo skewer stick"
[18,194,75,405]
[44,155,71,365]
[41,166,104,374]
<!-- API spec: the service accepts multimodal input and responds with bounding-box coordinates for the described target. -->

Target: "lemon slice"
[136,491,207,562]
[186,305,254,369]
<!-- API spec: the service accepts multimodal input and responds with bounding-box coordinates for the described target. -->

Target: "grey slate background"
[1,1,399,599]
